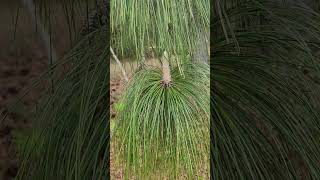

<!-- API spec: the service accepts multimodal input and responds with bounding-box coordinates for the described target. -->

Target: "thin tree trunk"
[161,51,171,86]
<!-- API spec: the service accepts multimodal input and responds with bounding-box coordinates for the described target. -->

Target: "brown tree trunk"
[161,51,171,87]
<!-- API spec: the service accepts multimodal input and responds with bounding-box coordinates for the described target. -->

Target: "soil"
[0,44,48,180]
[110,79,124,119]
[0,10,49,178]
[110,76,127,179]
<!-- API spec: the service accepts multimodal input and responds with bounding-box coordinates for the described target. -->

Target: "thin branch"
[110,47,129,82]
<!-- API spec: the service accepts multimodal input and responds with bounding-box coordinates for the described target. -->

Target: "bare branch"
[110,47,129,82]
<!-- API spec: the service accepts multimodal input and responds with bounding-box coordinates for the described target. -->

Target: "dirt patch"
[0,44,48,180]
[110,79,123,119]
[109,76,126,179]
